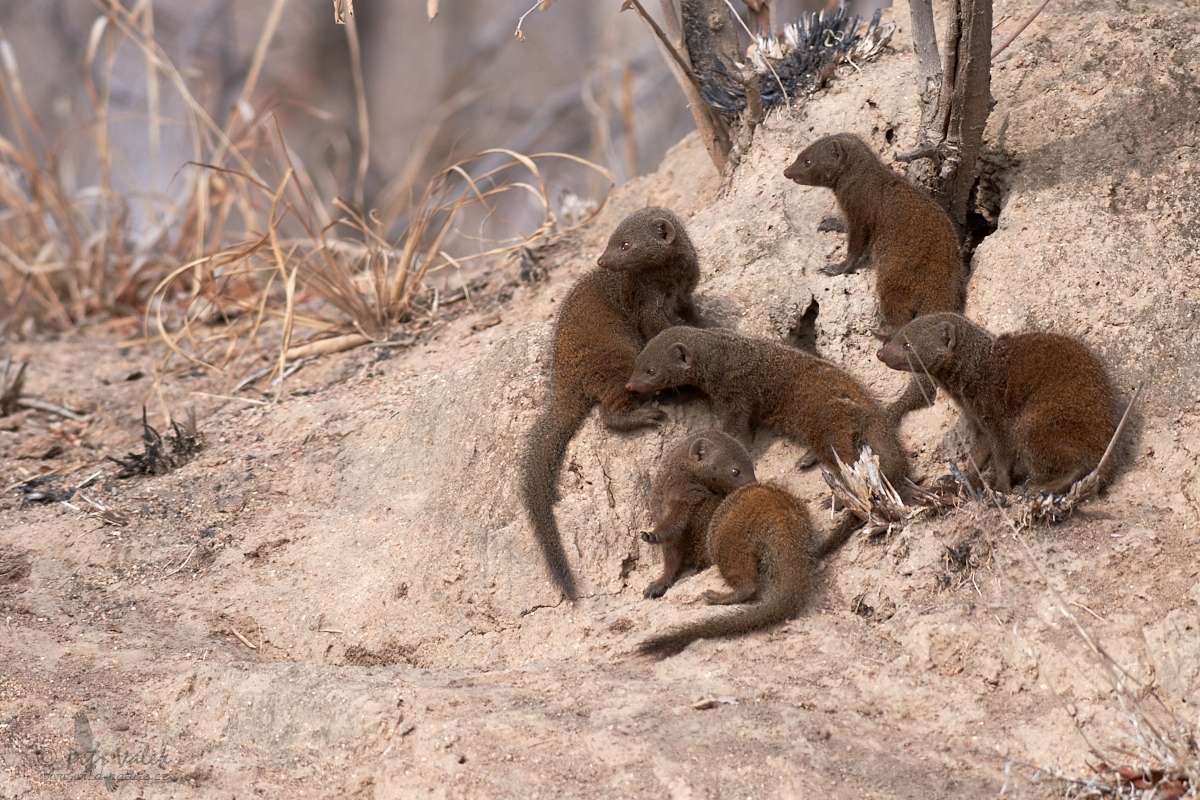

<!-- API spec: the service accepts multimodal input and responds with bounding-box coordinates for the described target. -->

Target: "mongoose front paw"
[640,530,663,544]
[817,215,846,233]
[643,582,669,599]
[796,450,819,470]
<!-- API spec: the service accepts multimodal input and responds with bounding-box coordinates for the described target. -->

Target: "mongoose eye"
[621,241,630,251]
[646,367,656,377]
[804,159,812,167]
[902,341,912,350]
[730,468,740,477]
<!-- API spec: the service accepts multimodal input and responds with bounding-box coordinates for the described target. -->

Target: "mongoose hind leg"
[703,583,758,605]
[704,551,758,605]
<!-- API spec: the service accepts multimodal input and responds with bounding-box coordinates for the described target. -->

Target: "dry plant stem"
[991,0,1052,58]
[240,0,289,112]
[514,0,544,41]
[622,65,638,178]
[136,0,160,190]
[658,0,687,56]
[344,11,370,210]
[333,0,354,24]
[623,0,731,170]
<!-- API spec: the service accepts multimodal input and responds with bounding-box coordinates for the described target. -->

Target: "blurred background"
[0,0,887,362]
[1,0,889,221]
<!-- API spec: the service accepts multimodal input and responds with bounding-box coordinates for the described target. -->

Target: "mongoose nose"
[596,257,606,268]
[876,350,885,361]
[625,382,635,392]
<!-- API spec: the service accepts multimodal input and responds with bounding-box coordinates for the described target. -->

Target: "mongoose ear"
[831,139,844,163]
[939,321,957,351]
[671,342,694,366]
[689,437,712,463]
[653,218,677,246]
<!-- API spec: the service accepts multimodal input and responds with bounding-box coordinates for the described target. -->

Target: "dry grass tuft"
[0,4,613,410]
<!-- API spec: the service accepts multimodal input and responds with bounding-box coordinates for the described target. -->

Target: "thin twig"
[228,625,259,650]
[18,399,89,422]
[991,0,1052,59]
[621,0,699,89]
[164,546,198,576]
[188,392,270,406]
[514,0,543,41]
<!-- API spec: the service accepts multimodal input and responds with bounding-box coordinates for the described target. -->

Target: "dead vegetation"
[106,406,201,478]
[0,2,613,411]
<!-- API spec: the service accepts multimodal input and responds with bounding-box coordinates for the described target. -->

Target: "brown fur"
[637,483,814,658]
[641,431,757,600]
[877,312,1119,494]
[522,207,703,600]
[627,327,908,488]
[784,133,966,422]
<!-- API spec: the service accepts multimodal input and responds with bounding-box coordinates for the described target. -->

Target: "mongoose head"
[626,329,694,394]
[684,431,757,493]
[878,313,960,374]
[783,133,865,188]
[597,207,681,272]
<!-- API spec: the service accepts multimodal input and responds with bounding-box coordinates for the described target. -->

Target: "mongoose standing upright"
[877,312,1119,494]
[784,133,966,421]
[626,326,908,488]
[637,482,814,658]
[522,207,704,601]
[641,430,757,600]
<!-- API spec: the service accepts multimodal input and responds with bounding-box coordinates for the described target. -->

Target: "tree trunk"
[899,0,993,232]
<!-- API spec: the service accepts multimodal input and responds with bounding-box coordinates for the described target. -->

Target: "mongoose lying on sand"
[522,207,704,601]
[626,326,907,488]
[637,482,814,658]
[877,312,1119,494]
[641,430,757,600]
[784,133,967,421]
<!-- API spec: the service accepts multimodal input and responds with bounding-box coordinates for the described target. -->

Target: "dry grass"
[0,3,613,410]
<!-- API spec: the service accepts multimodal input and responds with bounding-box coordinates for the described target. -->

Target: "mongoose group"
[521,133,1121,657]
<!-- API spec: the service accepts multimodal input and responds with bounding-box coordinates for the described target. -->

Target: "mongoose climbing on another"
[626,326,908,489]
[877,312,1119,494]
[641,430,757,600]
[784,132,967,422]
[637,482,814,658]
[521,207,704,601]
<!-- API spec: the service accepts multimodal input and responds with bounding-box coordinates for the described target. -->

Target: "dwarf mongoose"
[521,207,703,600]
[626,327,907,487]
[784,133,967,421]
[641,430,757,600]
[637,482,813,658]
[877,312,1119,494]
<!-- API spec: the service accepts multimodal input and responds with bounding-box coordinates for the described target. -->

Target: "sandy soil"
[3,0,1199,797]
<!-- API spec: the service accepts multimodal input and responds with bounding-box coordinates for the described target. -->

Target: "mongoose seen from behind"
[877,312,1119,494]
[521,207,703,601]
[784,133,967,421]
[637,482,814,658]
[641,430,757,600]
[626,326,908,488]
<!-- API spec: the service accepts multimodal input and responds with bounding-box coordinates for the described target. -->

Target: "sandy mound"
[2,0,1198,796]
